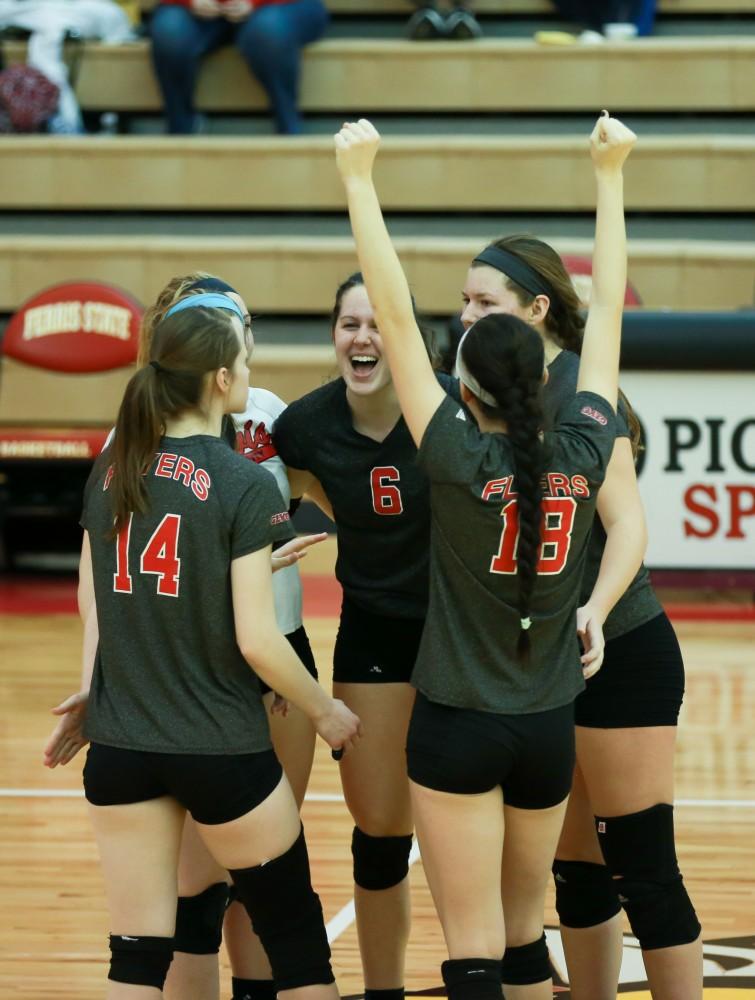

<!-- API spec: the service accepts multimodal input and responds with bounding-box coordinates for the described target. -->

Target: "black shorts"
[332,598,424,684]
[258,624,318,697]
[406,692,575,810]
[83,743,282,825]
[575,612,685,728]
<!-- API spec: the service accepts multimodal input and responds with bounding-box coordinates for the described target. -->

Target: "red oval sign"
[3,281,142,373]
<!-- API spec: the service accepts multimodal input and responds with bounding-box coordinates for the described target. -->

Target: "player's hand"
[314,698,362,757]
[191,0,223,18]
[334,119,381,184]
[577,604,605,679]
[589,111,636,175]
[223,0,253,22]
[271,533,328,573]
[43,691,89,768]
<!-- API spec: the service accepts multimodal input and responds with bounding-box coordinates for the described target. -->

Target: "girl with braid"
[461,247,701,995]
[333,113,634,1000]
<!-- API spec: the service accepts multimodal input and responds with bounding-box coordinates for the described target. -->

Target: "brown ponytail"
[110,306,240,535]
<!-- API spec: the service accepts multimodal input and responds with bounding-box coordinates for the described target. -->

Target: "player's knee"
[109,934,174,989]
[501,933,550,985]
[174,882,230,955]
[442,958,502,1000]
[229,827,334,990]
[351,826,414,890]
[552,859,621,928]
[596,804,701,950]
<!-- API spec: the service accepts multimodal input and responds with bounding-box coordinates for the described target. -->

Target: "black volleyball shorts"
[84,743,283,825]
[332,597,425,684]
[407,692,575,809]
[575,612,685,728]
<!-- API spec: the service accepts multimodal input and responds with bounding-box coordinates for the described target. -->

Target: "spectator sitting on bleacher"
[549,0,656,39]
[408,2,482,40]
[150,0,328,135]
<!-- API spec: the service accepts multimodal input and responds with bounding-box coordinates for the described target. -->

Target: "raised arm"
[576,113,636,408]
[334,120,445,446]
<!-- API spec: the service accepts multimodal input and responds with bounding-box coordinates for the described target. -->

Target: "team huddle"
[43,115,703,1000]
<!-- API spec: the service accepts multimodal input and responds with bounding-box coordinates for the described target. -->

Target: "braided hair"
[461,314,548,662]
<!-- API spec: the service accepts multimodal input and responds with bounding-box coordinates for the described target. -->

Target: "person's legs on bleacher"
[235,0,329,135]
[150,4,231,133]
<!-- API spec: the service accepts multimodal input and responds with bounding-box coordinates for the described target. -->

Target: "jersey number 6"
[371,466,403,516]
[114,513,182,597]
[490,497,576,576]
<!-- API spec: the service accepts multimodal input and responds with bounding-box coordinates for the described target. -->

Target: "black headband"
[185,276,239,296]
[473,246,558,309]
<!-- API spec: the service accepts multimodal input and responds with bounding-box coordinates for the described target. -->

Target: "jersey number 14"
[490,497,576,576]
[114,513,182,597]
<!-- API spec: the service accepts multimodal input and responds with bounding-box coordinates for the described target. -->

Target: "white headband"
[455,328,498,408]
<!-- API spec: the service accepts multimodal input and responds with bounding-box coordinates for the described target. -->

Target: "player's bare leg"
[335,682,416,993]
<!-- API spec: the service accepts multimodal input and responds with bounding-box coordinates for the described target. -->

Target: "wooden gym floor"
[1,563,754,998]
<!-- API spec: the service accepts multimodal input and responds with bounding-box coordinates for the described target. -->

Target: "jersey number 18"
[490,497,576,576]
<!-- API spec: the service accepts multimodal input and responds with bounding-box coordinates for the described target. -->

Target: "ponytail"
[460,315,547,662]
[109,306,241,536]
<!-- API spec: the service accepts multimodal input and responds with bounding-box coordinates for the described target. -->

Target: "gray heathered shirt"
[81,435,293,755]
[544,351,662,641]
[412,391,616,715]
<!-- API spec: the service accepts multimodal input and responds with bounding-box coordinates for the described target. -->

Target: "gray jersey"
[412,391,616,714]
[544,351,662,640]
[81,435,293,755]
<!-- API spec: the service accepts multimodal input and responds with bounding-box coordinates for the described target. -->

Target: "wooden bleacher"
[2,37,754,113]
[1,136,753,212]
[1,237,753,314]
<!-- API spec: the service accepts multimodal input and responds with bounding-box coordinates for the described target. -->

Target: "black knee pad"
[552,859,622,929]
[501,933,550,985]
[174,881,230,955]
[229,827,334,991]
[351,827,414,891]
[596,803,701,950]
[441,958,502,1000]
[109,934,174,989]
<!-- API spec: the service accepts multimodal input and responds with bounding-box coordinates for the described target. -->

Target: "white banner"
[621,372,755,569]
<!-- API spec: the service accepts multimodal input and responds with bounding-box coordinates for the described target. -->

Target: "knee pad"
[351,827,414,891]
[441,958,502,1000]
[552,859,621,928]
[229,827,334,991]
[596,803,701,950]
[174,882,230,955]
[109,934,174,989]
[501,934,550,986]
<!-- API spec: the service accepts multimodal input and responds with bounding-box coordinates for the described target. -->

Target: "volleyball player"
[333,113,634,1000]
[459,254,701,994]
[43,298,361,998]
[273,275,459,1000]
[138,274,326,1000]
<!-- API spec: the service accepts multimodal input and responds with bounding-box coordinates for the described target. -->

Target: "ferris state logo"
[354,934,755,998]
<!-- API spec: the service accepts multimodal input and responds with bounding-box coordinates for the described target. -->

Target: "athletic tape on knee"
[552,859,621,928]
[501,934,550,985]
[596,803,701,950]
[351,827,414,890]
[229,827,334,991]
[441,958,503,1000]
[109,934,174,989]
[174,882,230,955]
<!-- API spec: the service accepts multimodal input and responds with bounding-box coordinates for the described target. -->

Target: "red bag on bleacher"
[0,64,59,133]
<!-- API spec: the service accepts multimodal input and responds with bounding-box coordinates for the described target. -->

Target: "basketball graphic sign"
[3,281,142,373]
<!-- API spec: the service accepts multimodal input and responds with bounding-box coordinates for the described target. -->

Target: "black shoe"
[407,5,447,40]
[445,6,482,39]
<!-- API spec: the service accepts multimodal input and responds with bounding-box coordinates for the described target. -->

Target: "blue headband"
[165,292,245,324]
